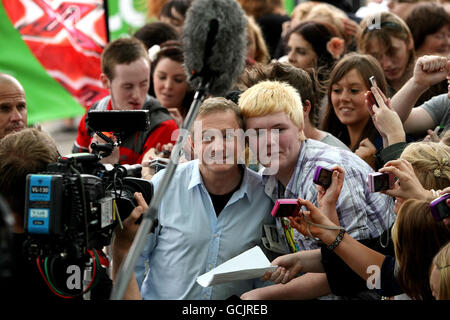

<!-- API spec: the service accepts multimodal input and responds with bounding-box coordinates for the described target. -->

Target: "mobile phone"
[149,158,169,173]
[271,199,300,217]
[430,193,450,221]
[313,166,333,189]
[369,76,377,88]
[368,76,380,108]
[368,172,395,193]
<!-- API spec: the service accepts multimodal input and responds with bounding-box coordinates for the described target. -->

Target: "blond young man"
[238,80,395,299]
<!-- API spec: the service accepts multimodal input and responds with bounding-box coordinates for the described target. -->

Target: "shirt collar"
[188,159,203,190]
[188,160,251,202]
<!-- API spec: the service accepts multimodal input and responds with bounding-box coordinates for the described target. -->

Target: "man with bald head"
[0,73,27,139]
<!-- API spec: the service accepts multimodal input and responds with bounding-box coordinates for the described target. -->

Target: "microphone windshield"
[182,0,247,97]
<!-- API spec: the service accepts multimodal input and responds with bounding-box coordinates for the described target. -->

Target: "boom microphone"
[110,0,247,300]
[182,0,247,96]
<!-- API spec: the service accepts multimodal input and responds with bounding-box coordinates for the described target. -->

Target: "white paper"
[196,246,277,287]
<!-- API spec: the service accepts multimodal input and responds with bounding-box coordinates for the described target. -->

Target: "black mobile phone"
[149,158,170,174]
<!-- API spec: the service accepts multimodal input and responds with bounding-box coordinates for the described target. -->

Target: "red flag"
[2,0,109,110]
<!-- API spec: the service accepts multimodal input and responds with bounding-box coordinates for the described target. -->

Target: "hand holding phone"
[271,199,300,217]
[368,172,395,193]
[313,166,333,189]
[366,76,405,146]
[368,76,380,109]
[148,158,169,173]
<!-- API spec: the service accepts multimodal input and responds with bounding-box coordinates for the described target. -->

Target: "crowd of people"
[0,0,449,301]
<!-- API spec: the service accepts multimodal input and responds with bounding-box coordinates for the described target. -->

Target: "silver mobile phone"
[368,76,380,108]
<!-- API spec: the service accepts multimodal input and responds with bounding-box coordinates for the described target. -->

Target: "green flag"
[284,0,296,15]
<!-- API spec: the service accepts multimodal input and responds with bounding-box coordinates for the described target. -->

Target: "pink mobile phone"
[271,199,300,217]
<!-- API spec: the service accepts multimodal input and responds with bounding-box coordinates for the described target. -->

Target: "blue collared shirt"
[136,160,274,300]
[262,139,395,250]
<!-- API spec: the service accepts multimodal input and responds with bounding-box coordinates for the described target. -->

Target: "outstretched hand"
[261,253,303,284]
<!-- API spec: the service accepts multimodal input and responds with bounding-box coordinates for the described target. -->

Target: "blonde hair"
[290,1,316,23]
[238,80,306,140]
[400,142,450,190]
[440,129,450,146]
[431,242,450,300]
[304,4,346,38]
[291,2,347,41]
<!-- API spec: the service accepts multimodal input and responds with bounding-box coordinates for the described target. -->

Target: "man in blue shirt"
[112,97,274,299]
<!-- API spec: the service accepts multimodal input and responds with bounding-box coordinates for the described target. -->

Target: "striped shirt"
[262,139,395,251]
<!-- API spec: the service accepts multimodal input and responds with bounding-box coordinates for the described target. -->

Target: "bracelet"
[326,228,346,251]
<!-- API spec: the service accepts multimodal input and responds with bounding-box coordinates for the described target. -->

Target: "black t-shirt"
[208,168,244,217]
[378,255,404,297]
